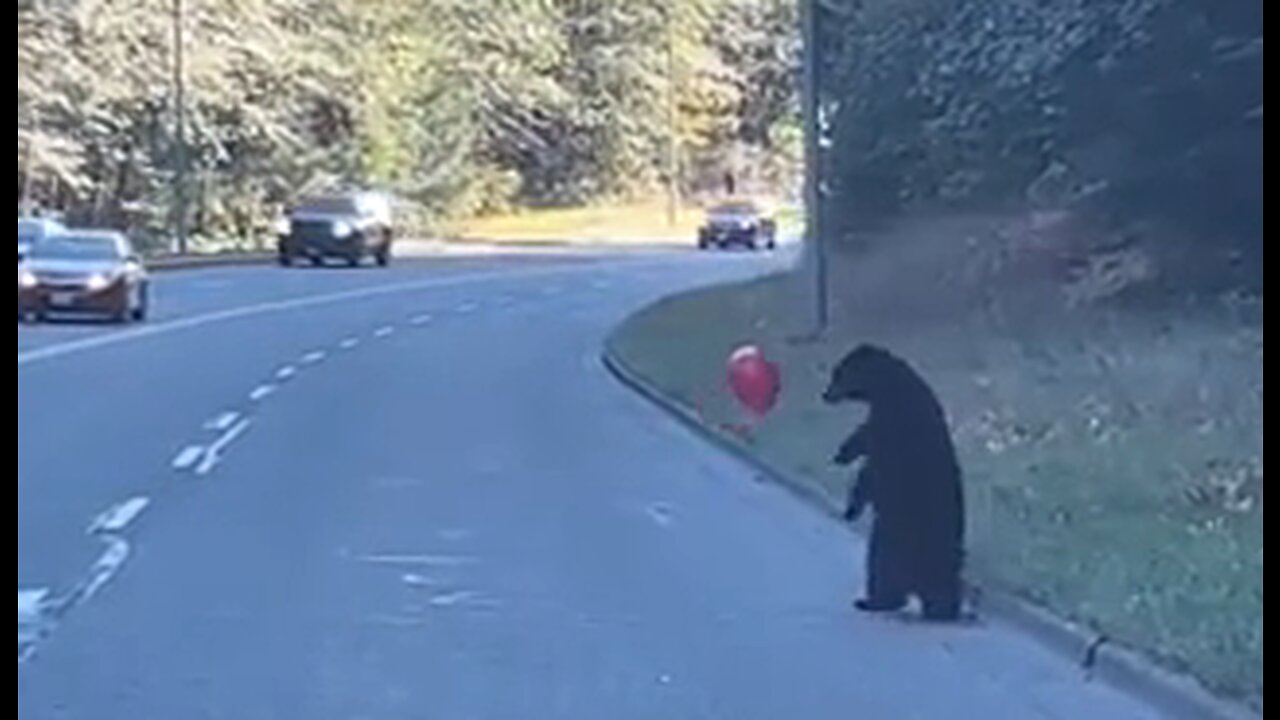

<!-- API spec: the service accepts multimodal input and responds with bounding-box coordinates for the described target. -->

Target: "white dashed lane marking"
[206,412,241,432]
[249,385,277,402]
[172,445,205,471]
[18,590,48,623]
[275,365,298,381]
[17,259,680,368]
[88,497,151,535]
[301,351,327,365]
[196,419,253,476]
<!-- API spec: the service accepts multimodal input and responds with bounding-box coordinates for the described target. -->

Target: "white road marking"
[249,384,276,402]
[80,537,130,604]
[18,591,48,623]
[374,326,395,338]
[429,591,483,608]
[645,503,676,527]
[340,337,360,350]
[275,365,298,381]
[17,260,680,368]
[19,646,37,664]
[196,419,252,476]
[18,589,47,662]
[88,497,151,535]
[456,303,478,314]
[171,445,206,471]
[402,574,442,589]
[354,554,477,568]
[205,411,241,432]
[301,350,327,365]
[410,314,433,326]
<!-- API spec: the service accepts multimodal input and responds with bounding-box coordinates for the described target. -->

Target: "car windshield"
[28,235,122,261]
[711,203,760,216]
[294,197,361,215]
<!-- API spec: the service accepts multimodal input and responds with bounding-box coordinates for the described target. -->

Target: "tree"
[17,0,802,244]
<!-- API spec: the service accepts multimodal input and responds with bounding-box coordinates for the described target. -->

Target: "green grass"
[447,201,704,244]
[448,199,803,245]
[608,215,1263,705]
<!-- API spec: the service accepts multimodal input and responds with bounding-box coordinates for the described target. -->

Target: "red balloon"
[727,345,781,417]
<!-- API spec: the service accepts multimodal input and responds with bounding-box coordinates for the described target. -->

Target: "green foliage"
[17,0,800,246]
[817,0,1263,286]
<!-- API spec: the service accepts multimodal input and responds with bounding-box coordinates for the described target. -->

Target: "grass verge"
[447,199,804,246]
[608,213,1263,706]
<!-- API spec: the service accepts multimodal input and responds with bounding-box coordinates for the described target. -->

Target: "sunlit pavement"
[19,249,1160,719]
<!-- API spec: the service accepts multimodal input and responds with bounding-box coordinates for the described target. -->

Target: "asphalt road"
[18,250,1163,719]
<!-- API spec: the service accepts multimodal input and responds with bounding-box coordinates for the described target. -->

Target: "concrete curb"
[446,235,695,252]
[601,345,1262,720]
[145,252,275,271]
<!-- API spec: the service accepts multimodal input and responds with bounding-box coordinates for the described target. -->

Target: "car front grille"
[291,220,339,242]
[34,271,92,288]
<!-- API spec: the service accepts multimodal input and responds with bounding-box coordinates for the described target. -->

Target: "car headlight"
[86,273,114,292]
[274,218,292,236]
[18,270,38,289]
[333,221,354,239]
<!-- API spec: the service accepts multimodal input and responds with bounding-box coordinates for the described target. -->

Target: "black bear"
[823,344,966,622]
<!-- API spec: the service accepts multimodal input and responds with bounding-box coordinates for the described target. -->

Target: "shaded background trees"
[816,0,1262,293]
[17,0,802,250]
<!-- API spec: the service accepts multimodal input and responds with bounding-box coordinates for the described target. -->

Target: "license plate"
[49,292,78,307]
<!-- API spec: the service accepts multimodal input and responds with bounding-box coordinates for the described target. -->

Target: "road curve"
[19,251,1161,719]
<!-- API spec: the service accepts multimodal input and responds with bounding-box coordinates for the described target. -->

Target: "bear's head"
[822,344,899,406]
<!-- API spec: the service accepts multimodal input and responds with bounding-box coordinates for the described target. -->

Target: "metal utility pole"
[665,5,681,229]
[801,0,829,335]
[172,0,190,255]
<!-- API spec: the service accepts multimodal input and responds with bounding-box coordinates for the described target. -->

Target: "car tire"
[310,255,326,268]
[278,253,294,267]
[131,285,149,322]
[375,244,391,268]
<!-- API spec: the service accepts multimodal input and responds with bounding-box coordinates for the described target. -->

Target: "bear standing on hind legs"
[823,344,967,622]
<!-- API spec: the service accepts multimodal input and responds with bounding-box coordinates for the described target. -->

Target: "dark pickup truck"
[277,193,395,268]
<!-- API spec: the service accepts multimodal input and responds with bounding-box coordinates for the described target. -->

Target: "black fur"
[824,344,966,622]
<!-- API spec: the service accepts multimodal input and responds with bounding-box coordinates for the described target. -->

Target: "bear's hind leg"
[855,526,909,613]
[918,575,963,622]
